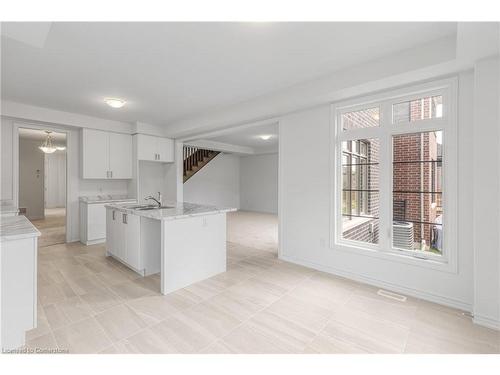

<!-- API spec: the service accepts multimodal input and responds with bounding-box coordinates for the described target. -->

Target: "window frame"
[330,78,458,273]
[342,140,370,218]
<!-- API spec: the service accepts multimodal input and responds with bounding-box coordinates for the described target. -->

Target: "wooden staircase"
[183,146,220,183]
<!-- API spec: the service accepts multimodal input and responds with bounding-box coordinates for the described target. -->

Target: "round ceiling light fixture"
[259,134,272,141]
[104,98,127,109]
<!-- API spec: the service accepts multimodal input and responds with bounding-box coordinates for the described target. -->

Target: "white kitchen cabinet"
[1,216,39,350]
[136,134,174,162]
[109,132,133,178]
[124,213,141,270]
[105,208,115,255]
[81,129,109,179]
[81,128,133,179]
[80,198,136,245]
[157,137,174,162]
[106,209,143,274]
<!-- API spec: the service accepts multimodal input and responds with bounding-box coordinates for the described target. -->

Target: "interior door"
[19,137,45,219]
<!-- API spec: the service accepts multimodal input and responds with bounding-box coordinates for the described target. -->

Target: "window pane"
[392,131,443,254]
[342,107,380,130]
[393,95,443,123]
[341,138,380,245]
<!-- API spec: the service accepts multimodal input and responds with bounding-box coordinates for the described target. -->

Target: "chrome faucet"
[144,192,162,207]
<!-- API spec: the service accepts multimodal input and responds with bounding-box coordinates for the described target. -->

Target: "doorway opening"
[182,122,279,257]
[18,128,67,247]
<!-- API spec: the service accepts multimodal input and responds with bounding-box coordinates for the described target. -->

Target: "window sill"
[342,216,372,232]
[331,240,458,274]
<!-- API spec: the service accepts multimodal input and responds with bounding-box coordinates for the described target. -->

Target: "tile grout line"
[196,268,319,353]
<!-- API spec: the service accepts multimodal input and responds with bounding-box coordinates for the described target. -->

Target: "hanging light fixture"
[39,131,57,154]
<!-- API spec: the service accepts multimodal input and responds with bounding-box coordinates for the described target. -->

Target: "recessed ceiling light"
[104,98,126,109]
[259,135,272,140]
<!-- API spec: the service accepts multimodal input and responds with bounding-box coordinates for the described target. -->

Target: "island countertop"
[79,195,137,204]
[0,215,41,241]
[105,201,237,221]
[0,200,19,215]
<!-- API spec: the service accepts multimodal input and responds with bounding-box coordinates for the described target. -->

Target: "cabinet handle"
[123,213,127,224]
[112,210,116,220]
[110,171,113,178]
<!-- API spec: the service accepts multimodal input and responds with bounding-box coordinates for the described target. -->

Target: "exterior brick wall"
[343,219,379,243]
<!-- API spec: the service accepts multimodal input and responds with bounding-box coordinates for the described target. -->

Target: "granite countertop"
[79,195,137,204]
[0,200,19,215]
[105,201,237,221]
[0,215,41,241]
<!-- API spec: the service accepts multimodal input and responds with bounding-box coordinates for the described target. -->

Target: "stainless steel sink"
[122,204,151,209]
[136,206,174,210]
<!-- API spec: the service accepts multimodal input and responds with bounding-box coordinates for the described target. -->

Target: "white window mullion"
[378,102,392,252]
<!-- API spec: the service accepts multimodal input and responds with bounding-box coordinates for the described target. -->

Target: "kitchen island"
[1,215,40,351]
[105,202,236,294]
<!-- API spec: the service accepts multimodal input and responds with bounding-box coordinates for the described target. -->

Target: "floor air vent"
[377,289,407,302]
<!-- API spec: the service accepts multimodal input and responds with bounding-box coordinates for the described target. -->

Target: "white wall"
[18,138,45,220]
[45,151,66,208]
[137,161,177,205]
[184,153,240,208]
[279,73,475,311]
[472,56,500,329]
[1,117,130,242]
[240,153,278,214]
[1,118,14,201]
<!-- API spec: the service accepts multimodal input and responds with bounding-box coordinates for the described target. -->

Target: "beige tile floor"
[22,211,500,354]
[32,208,66,247]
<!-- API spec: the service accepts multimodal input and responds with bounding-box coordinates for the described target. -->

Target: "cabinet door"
[109,132,133,178]
[116,213,127,261]
[137,134,157,161]
[81,129,109,178]
[158,138,174,162]
[105,209,115,256]
[87,203,106,241]
[124,214,141,271]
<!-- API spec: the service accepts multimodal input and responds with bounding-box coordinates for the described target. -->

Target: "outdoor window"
[342,107,380,130]
[334,81,456,265]
[393,95,443,123]
[392,131,443,254]
[341,138,380,245]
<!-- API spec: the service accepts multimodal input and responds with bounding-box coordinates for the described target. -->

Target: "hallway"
[32,208,66,248]
[227,210,278,254]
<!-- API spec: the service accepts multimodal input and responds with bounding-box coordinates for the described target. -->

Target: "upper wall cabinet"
[136,134,174,162]
[81,129,133,179]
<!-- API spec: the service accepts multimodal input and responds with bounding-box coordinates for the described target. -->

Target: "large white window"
[332,79,457,268]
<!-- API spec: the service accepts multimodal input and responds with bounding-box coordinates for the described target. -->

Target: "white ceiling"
[18,128,67,142]
[1,22,457,127]
[205,122,279,153]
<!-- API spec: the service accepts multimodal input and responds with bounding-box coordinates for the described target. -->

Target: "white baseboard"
[473,314,500,331]
[80,238,105,246]
[280,253,472,312]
